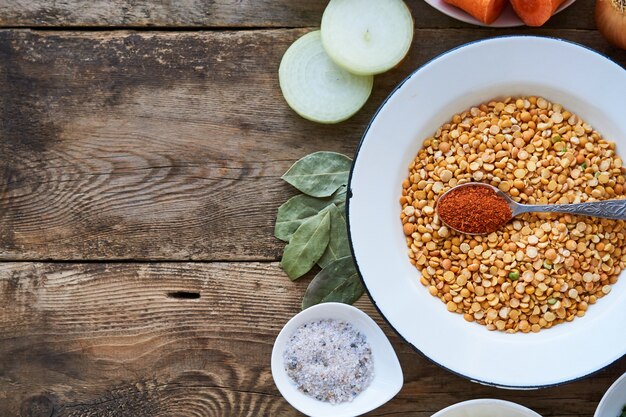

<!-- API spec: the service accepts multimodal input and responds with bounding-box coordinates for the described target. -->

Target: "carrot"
[510,0,567,26]
[444,0,506,24]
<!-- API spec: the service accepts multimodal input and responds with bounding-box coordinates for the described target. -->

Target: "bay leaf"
[282,151,352,198]
[317,204,351,268]
[331,184,348,204]
[274,185,348,242]
[280,208,331,280]
[302,256,364,309]
[330,184,348,208]
[275,194,333,242]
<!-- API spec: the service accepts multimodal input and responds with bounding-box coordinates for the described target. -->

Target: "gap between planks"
[0,258,282,263]
[0,24,306,31]
[0,26,604,33]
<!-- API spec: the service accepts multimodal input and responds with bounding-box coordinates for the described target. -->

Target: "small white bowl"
[271,302,403,417]
[432,399,543,417]
[595,372,626,417]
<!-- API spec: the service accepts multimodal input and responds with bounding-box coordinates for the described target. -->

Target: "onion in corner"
[596,0,626,49]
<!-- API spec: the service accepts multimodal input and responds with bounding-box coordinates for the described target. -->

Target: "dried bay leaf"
[330,184,348,207]
[281,151,352,197]
[331,184,348,204]
[302,256,364,309]
[274,185,347,242]
[275,194,333,242]
[276,151,362,308]
[317,204,351,268]
[280,208,331,280]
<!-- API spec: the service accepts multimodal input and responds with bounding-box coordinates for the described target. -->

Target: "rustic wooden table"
[1,1,625,416]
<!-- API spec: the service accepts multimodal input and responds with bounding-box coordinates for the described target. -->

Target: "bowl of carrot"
[424,0,576,27]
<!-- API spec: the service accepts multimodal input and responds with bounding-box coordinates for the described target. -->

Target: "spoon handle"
[516,199,626,220]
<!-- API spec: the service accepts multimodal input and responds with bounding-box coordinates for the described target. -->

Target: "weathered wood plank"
[0,0,598,29]
[1,262,624,416]
[1,29,624,261]
[0,0,323,28]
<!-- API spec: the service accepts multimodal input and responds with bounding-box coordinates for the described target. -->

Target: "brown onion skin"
[596,0,626,50]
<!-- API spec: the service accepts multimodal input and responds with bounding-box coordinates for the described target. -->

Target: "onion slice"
[596,0,626,50]
[321,0,414,75]
[279,31,374,124]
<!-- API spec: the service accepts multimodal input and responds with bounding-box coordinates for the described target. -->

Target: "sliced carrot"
[510,0,567,26]
[444,0,506,24]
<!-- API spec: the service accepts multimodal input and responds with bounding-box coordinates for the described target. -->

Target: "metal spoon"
[437,182,626,235]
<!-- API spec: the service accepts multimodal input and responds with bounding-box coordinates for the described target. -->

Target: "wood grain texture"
[1,262,624,416]
[1,28,624,261]
[1,4,624,417]
[0,0,598,29]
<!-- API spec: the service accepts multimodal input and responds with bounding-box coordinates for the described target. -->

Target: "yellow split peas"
[400,96,626,333]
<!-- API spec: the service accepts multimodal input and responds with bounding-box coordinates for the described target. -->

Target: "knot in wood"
[21,394,55,417]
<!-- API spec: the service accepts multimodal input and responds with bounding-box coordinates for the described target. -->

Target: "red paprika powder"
[437,184,512,234]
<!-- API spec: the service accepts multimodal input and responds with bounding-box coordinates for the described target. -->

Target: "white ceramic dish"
[271,302,403,417]
[595,372,626,417]
[347,36,626,389]
[432,399,542,417]
[423,0,576,27]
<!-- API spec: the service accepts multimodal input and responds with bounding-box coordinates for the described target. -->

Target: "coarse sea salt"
[283,318,374,404]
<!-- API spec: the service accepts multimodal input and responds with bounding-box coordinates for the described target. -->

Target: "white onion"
[321,0,414,75]
[279,31,374,124]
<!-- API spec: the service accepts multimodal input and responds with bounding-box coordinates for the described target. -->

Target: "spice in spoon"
[437,184,512,234]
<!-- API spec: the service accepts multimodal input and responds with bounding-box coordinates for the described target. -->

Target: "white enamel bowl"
[347,36,626,389]
[433,399,542,417]
[423,0,576,27]
[271,303,403,417]
[594,372,626,417]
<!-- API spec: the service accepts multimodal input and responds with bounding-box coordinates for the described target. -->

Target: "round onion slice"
[321,0,414,75]
[279,31,374,124]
